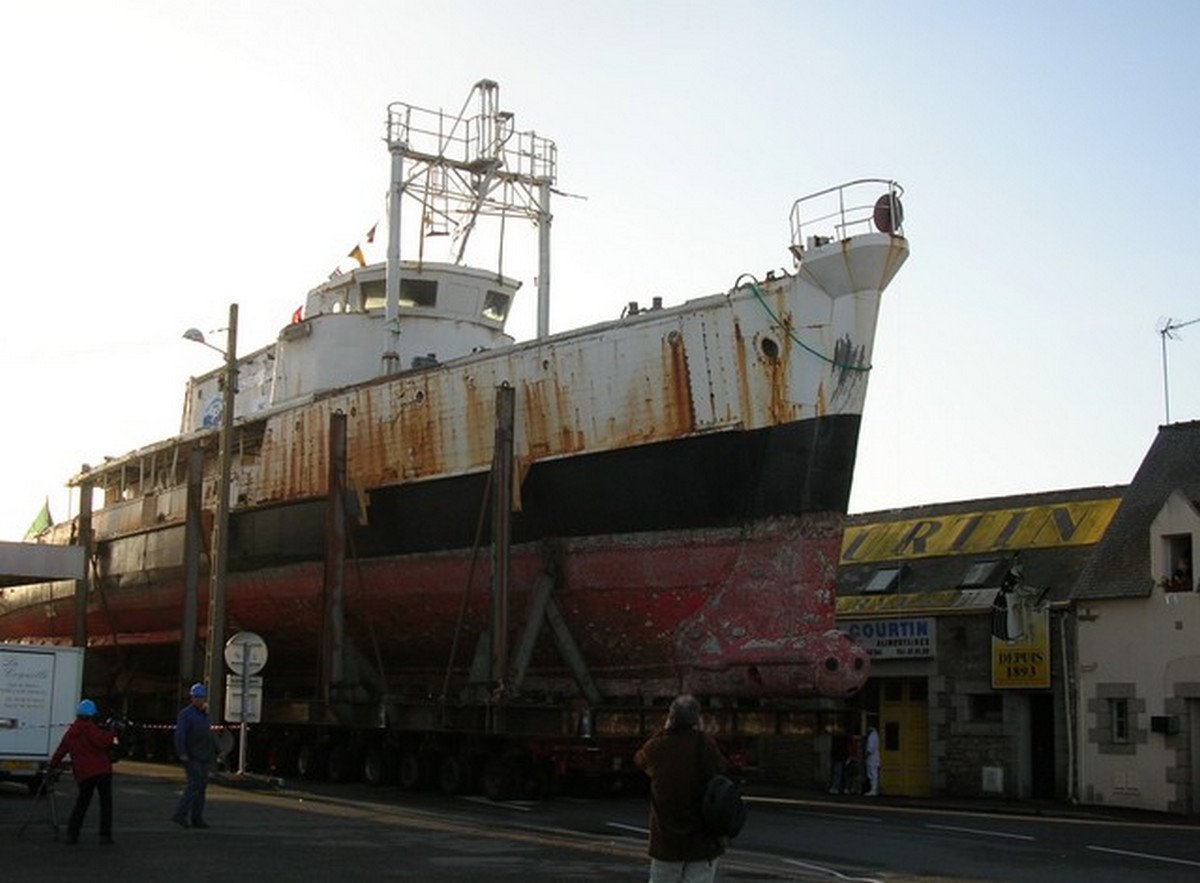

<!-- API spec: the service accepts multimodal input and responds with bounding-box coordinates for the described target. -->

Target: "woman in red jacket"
[49,699,116,845]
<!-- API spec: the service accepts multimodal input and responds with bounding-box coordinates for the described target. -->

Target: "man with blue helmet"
[49,698,116,845]
[172,682,216,829]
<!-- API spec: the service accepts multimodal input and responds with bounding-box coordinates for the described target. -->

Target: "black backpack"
[697,733,746,839]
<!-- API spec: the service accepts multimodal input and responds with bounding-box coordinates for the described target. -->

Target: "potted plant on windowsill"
[1159,574,1194,592]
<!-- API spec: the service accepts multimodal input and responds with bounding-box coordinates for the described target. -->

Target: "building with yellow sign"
[835,486,1124,800]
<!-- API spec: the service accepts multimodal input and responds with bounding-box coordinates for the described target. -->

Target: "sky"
[2,0,1199,541]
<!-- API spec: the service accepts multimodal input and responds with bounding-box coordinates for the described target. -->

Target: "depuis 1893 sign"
[992,607,1050,689]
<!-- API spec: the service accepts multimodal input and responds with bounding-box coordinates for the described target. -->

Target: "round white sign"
[224,631,268,676]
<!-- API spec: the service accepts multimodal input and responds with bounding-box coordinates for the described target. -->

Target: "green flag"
[24,498,52,540]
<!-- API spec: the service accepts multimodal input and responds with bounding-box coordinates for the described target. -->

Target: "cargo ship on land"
[0,80,909,794]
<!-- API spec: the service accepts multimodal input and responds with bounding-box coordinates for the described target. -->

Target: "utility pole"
[185,303,238,724]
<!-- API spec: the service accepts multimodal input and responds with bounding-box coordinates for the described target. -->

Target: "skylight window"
[862,566,903,594]
[959,558,1005,589]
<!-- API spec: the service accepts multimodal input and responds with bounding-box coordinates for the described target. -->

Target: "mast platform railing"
[386,91,556,184]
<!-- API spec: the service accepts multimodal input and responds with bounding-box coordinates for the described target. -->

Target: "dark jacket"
[50,718,115,782]
[634,728,728,862]
[174,702,215,762]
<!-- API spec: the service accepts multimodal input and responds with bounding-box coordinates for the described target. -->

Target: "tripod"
[17,768,62,841]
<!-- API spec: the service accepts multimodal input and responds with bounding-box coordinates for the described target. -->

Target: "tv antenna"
[1158,316,1200,423]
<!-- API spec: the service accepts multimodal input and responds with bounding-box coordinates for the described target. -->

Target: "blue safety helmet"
[189,682,207,699]
[76,699,97,717]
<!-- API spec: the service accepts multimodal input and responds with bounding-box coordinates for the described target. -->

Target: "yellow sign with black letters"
[992,606,1051,689]
[841,498,1120,564]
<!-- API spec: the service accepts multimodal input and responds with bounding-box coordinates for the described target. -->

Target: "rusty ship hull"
[2,259,896,708]
[1,84,909,732]
[6,514,855,701]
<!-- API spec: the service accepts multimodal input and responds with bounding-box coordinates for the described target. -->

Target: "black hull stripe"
[232,414,862,568]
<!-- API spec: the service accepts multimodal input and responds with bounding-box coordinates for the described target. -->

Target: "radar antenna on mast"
[1157,316,1200,424]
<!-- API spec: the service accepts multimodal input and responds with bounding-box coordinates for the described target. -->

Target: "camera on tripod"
[101,715,135,762]
[101,714,131,734]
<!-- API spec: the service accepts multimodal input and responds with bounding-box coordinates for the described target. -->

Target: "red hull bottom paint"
[3,515,868,700]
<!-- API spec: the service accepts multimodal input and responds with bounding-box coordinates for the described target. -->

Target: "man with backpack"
[634,694,733,883]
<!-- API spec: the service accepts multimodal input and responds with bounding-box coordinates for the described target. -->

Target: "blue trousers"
[175,758,210,822]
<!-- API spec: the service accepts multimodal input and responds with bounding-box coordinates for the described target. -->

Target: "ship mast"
[383,79,558,371]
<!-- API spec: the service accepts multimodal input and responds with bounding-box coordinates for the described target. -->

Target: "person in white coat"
[864,724,881,796]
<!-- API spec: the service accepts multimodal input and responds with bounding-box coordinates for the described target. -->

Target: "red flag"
[291,306,303,324]
[365,224,377,244]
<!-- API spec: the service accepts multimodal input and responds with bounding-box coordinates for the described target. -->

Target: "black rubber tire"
[438,754,469,795]
[398,750,426,790]
[482,757,516,802]
[363,748,397,786]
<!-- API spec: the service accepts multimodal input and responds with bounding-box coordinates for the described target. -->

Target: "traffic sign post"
[224,675,263,721]
[223,631,268,775]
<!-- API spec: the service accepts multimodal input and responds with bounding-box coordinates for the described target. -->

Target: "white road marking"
[606,821,647,836]
[458,796,534,812]
[1088,844,1200,868]
[797,810,884,823]
[926,823,1035,841]
[782,857,885,882]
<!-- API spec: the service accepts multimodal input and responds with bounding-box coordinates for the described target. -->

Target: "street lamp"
[184,303,238,725]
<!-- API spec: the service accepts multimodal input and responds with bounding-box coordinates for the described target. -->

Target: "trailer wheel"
[297,742,329,780]
[144,729,166,762]
[268,738,300,776]
[482,757,516,802]
[327,744,360,783]
[438,754,470,795]
[363,748,397,786]
[245,733,270,772]
[398,750,427,790]
[528,762,561,800]
[122,724,146,761]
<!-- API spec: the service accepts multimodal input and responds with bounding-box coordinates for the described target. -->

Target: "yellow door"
[879,678,930,797]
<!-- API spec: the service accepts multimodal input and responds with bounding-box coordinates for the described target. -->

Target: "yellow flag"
[348,245,366,268]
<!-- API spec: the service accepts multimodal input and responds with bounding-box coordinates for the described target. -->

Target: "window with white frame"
[1109,698,1130,744]
[1093,685,1140,754]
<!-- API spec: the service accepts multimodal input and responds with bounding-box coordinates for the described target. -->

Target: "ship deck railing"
[789,178,904,251]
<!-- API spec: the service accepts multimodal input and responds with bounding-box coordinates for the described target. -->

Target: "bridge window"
[400,278,438,307]
[362,279,385,310]
[483,289,511,321]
